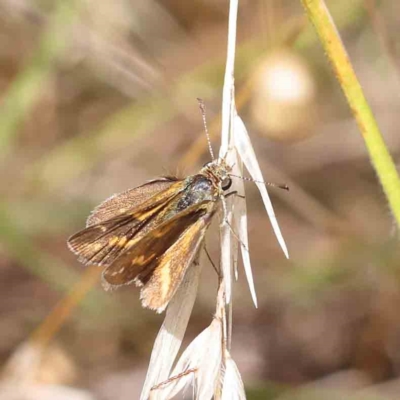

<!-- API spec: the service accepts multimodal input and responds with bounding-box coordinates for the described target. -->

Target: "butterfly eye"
[221,177,232,190]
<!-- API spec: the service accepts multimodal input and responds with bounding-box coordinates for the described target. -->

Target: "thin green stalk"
[300,0,400,228]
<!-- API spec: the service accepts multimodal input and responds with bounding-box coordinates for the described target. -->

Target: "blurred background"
[0,0,400,399]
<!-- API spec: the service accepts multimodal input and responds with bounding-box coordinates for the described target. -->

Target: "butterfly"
[67,159,234,313]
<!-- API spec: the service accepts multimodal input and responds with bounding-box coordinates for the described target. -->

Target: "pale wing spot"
[109,236,119,246]
[119,207,127,214]
[93,243,102,251]
[132,255,146,265]
[134,277,144,287]
[159,259,172,301]
[154,230,165,238]
[118,237,128,247]
[110,267,125,277]
[98,225,107,232]
[127,239,137,247]
[135,203,166,222]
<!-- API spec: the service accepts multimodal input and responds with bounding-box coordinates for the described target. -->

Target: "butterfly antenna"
[229,174,289,191]
[197,98,215,160]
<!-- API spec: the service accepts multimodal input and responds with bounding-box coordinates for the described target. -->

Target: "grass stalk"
[300,0,400,227]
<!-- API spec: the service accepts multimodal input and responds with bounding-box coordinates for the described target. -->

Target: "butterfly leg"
[224,191,245,200]
[220,192,249,253]
[204,243,220,277]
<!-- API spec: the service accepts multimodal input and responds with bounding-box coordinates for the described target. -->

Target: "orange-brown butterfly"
[68,158,234,313]
[68,98,288,313]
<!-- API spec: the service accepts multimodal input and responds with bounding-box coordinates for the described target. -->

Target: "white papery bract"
[220,193,234,305]
[154,317,223,400]
[140,261,202,400]
[219,139,241,305]
[221,351,246,400]
[233,114,289,259]
[229,128,258,308]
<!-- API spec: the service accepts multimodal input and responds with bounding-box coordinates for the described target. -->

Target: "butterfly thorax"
[173,160,231,213]
[176,175,218,212]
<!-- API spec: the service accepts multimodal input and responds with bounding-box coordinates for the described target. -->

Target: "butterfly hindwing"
[102,202,216,311]
[140,207,215,312]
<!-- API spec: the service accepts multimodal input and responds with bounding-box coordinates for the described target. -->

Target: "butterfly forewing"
[87,178,179,226]
[67,179,186,266]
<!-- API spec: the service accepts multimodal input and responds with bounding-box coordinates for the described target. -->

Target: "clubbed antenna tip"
[229,173,289,191]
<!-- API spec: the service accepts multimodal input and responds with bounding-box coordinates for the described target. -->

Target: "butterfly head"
[201,159,232,191]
